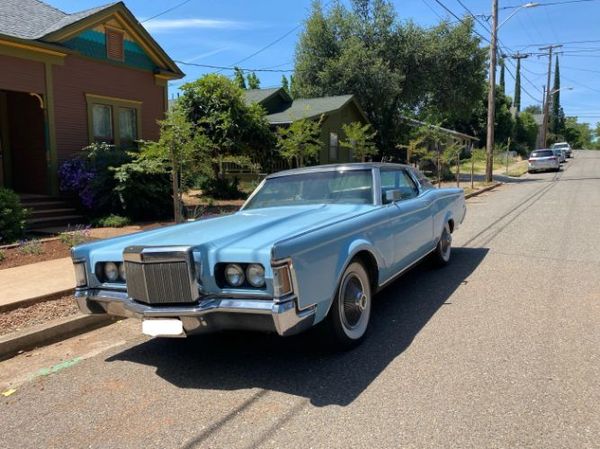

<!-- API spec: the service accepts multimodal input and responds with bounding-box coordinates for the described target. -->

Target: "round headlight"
[104,262,119,282]
[118,263,126,281]
[246,264,265,288]
[225,264,245,287]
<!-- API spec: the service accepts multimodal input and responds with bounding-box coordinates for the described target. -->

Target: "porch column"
[44,62,58,196]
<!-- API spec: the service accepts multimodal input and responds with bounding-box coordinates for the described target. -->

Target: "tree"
[499,58,506,95]
[551,56,564,134]
[562,117,592,149]
[513,111,538,154]
[139,106,210,222]
[247,72,260,89]
[178,74,273,193]
[396,135,426,165]
[340,122,377,161]
[281,75,290,94]
[276,117,323,167]
[524,104,542,115]
[292,0,487,152]
[514,58,522,112]
[233,67,246,89]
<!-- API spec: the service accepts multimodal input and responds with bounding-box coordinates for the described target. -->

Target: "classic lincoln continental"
[72,163,466,348]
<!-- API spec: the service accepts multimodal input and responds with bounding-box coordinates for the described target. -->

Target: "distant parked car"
[528,149,560,173]
[552,148,566,163]
[551,142,572,158]
[71,163,466,349]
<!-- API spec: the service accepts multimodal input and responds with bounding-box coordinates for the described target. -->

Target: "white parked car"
[551,142,572,158]
[528,149,560,173]
[552,148,566,163]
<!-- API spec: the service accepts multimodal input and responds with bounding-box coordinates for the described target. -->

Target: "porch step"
[26,214,86,229]
[30,207,80,219]
[19,194,87,231]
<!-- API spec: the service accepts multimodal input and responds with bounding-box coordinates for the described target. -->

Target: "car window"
[410,167,434,190]
[531,150,554,157]
[381,169,419,203]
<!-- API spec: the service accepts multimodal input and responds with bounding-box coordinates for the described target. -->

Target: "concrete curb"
[465,182,503,199]
[0,314,117,361]
[0,288,74,314]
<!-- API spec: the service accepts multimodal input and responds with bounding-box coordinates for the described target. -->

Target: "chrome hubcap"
[341,274,367,329]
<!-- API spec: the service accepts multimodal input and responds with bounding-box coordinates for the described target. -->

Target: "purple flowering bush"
[58,158,95,209]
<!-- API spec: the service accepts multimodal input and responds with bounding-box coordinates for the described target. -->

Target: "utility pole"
[485,0,498,183]
[539,44,562,148]
[511,52,529,113]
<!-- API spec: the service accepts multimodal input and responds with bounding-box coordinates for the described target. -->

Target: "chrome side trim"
[378,247,436,289]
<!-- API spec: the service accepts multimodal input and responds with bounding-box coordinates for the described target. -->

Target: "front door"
[6,91,47,194]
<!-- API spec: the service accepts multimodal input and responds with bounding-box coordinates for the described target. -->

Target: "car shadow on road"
[106,247,488,408]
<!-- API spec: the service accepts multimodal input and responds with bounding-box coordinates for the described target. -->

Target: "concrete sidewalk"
[0,257,74,311]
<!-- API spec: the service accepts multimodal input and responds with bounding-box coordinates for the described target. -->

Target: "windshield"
[244,169,373,209]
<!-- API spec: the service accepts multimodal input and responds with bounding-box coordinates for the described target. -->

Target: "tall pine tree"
[281,75,290,94]
[514,58,522,113]
[551,55,562,134]
[233,67,246,89]
[499,58,505,95]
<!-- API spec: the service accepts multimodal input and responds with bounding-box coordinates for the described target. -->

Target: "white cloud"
[186,47,231,62]
[143,18,249,32]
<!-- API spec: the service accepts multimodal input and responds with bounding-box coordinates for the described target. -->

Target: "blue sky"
[51,0,600,126]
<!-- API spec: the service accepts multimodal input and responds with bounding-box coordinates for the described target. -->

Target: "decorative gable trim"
[41,2,183,78]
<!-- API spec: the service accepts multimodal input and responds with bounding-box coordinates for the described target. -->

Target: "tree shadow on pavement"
[106,247,488,407]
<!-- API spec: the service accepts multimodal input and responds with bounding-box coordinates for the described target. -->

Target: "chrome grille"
[123,246,199,305]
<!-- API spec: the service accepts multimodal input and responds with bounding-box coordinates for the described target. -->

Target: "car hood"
[76,204,375,265]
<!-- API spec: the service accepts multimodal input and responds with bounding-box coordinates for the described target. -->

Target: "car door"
[380,168,434,273]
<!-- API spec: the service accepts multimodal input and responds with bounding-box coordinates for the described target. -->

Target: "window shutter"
[106,29,124,61]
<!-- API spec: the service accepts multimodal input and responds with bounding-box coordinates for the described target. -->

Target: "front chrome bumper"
[74,288,316,337]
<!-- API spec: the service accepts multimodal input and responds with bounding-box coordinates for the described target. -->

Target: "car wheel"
[323,261,372,350]
[430,223,452,267]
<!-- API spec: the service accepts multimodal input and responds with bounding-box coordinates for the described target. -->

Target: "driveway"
[1,151,599,449]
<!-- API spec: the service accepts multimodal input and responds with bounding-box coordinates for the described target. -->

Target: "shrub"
[0,250,5,262]
[201,177,247,200]
[58,225,92,247]
[59,143,172,221]
[19,239,43,255]
[0,188,28,244]
[92,214,131,228]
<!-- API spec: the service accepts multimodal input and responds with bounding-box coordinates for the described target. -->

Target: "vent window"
[106,29,124,61]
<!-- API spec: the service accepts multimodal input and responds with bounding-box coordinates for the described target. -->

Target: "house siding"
[51,54,166,162]
[0,54,45,93]
[319,102,366,164]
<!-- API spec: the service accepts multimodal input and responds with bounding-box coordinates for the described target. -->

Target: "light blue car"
[72,163,466,348]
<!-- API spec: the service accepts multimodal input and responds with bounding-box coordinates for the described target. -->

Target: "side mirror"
[385,189,402,203]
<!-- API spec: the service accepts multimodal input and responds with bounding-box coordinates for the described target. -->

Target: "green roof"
[266,94,355,123]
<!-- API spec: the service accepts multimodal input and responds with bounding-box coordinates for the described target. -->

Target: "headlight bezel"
[95,262,126,283]
[216,263,267,290]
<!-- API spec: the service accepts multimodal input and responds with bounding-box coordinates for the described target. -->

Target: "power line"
[140,0,194,23]
[504,61,543,103]
[454,0,491,34]
[514,39,600,49]
[430,0,491,43]
[173,60,296,72]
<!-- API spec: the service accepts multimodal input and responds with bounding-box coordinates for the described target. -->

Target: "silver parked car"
[552,148,566,163]
[528,149,560,173]
[551,142,572,158]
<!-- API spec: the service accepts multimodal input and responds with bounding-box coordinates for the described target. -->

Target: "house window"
[106,29,124,61]
[86,94,141,148]
[92,104,113,143]
[119,108,137,147]
[329,132,339,161]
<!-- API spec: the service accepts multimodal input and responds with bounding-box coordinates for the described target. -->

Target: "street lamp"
[498,3,540,29]
[541,86,573,148]
[485,1,540,183]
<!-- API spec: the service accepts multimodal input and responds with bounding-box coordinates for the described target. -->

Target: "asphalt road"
[1,151,599,449]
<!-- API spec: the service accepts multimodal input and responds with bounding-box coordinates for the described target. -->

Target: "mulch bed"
[0,295,79,337]
[0,240,73,270]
